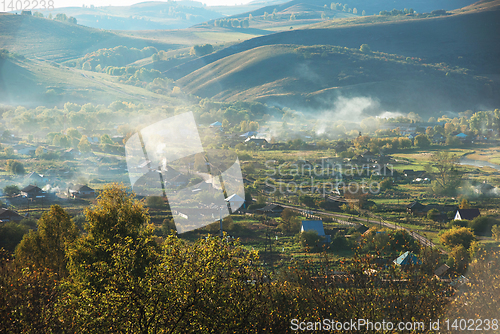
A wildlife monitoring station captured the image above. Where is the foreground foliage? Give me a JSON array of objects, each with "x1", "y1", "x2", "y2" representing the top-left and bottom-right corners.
[{"x1": 0, "y1": 183, "x2": 498, "y2": 333}]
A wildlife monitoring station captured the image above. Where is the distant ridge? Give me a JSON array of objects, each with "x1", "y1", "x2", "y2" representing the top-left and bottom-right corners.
[{"x1": 166, "y1": 2, "x2": 500, "y2": 80}]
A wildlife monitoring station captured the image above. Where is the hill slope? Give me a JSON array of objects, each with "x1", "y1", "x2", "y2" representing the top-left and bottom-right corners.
[
  {"x1": 0, "y1": 56, "x2": 171, "y2": 106},
  {"x1": 167, "y1": 1, "x2": 500, "y2": 80},
  {"x1": 35, "y1": 1, "x2": 223, "y2": 30},
  {"x1": 176, "y1": 44, "x2": 496, "y2": 115},
  {"x1": 0, "y1": 14, "x2": 179, "y2": 61}
]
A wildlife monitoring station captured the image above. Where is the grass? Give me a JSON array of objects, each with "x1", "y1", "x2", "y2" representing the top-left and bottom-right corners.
[
  {"x1": 0, "y1": 57, "x2": 173, "y2": 106},
  {"x1": 0, "y1": 14, "x2": 175, "y2": 61}
]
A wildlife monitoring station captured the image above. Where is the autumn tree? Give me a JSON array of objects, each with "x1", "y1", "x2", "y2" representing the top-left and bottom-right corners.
[
  {"x1": 439, "y1": 227, "x2": 476, "y2": 250},
  {"x1": 446, "y1": 249, "x2": 500, "y2": 318},
  {"x1": 77, "y1": 135, "x2": 91, "y2": 153},
  {"x1": 459, "y1": 198, "x2": 470, "y2": 209},
  {"x1": 15, "y1": 205, "x2": 79, "y2": 276}
]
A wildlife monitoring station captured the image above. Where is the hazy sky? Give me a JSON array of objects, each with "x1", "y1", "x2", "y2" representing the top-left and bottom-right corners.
[{"x1": 51, "y1": 0, "x2": 253, "y2": 8}]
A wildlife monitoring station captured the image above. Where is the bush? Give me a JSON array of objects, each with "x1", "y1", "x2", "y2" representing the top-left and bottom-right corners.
[
  {"x1": 146, "y1": 196, "x2": 165, "y2": 208},
  {"x1": 427, "y1": 208, "x2": 440, "y2": 221},
  {"x1": 439, "y1": 227, "x2": 476, "y2": 250},
  {"x1": 247, "y1": 203, "x2": 266, "y2": 210},
  {"x1": 4, "y1": 185, "x2": 20, "y2": 197},
  {"x1": 6, "y1": 160, "x2": 25, "y2": 175},
  {"x1": 299, "y1": 230, "x2": 325, "y2": 250},
  {"x1": 468, "y1": 216, "x2": 496, "y2": 236}
]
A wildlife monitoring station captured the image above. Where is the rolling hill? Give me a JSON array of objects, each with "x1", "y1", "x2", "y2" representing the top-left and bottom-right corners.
[
  {"x1": 225, "y1": 0, "x2": 477, "y2": 18},
  {"x1": 169, "y1": 0, "x2": 500, "y2": 116},
  {"x1": 29, "y1": 1, "x2": 223, "y2": 30},
  {"x1": 176, "y1": 44, "x2": 496, "y2": 114},
  {"x1": 0, "y1": 56, "x2": 172, "y2": 106},
  {"x1": 0, "y1": 13, "x2": 179, "y2": 61}
]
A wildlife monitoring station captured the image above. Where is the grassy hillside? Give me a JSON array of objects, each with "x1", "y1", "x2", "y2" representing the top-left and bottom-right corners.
[
  {"x1": 176, "y1": 44, "x2": 495, "y2": 115},
  {"x1": 0, "y1": 56, "x2": 172, "y2": 107},
  {"x1": 0, "y1": 14, "x2": 179, "y2": 61},
  {"x1": 228, "y1": 0, "x2": 476, "y2": 18},
  {"x1": 167, "y1": 1, "x2": 500, "y2": 80}
]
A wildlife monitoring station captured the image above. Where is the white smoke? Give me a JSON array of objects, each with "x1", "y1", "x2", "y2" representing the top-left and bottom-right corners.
[{"x1": 314, "y1": 95, "x2": 381, "y2": 136}]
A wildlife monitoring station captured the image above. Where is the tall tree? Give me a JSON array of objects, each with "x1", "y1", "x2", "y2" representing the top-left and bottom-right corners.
[
  {"x1": 426, "y1": 152, "x2": 463, "y2": 195},
  {"x1": 15, "y1": 205, "x2": 79, "y2": 276}
]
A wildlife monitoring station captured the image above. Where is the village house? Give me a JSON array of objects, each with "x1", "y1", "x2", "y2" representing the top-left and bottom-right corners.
[
  {"x1": 406, "y1": 201, "x2": 426, "y2": 215},
  {"x1": 244, "y1": 137, "x2": 268, "y2": 147},
  {"x1": 361, "y1": 150, "x2": 377, "y2": 162},
  {"x1": 20, "y1": 185, "x2": 45, "y2": 198},
  {"x1": 70, "y1": 184, "x2": 95, "y2": 198},
  {"x1": 13, "y1": 144, "x2": 37, "y2": 156},
  {"x1": 454, "y1": 208, "x2": 480, "y2": 221},
  {"x1": 432, "y1": 133, "x2": 446, "y2": 144},
  {"x1": 25, "y1": 172, "x2": 48, "y2": 186},
  {"x1": 301, "y1": 220, "x2": 331, "y2": 243},
  {"x1": 0, "y1": 208, "x2": 24, "y2": 223},
  {"x1": 61, "y1": 148, "x2": 80, "y2": 160},
  {"x1": 393, "y1": 251, "x2": 421, "y2": 267},
  {"x1": 167, "y1": 173, "x2": 190, "y2": 187}
]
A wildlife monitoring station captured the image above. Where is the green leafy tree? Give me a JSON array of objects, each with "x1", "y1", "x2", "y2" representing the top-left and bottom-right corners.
[
  {"x1": 426, "y1": 152, "x2": 463, "y2": 195},
  {"x1": 299, "y1": 195, "x2": 315, "y2": 207},
  {"x1": 468, "y1": 216, "x2": 495, "y2": 235},
  {"x1": 6, "y1": 160, "x2": 24, "y2": 175},
  {"x1": 4, "y1": 184, "x2": 20, "y2": 197},
  {"x1": 77, "y1": 135, "x2": 91, "y2": 153},
  {"x1": 299, "y1": 230, "x2": 324, "y2": 249},
  {"x1": 414, "y1": 134, "x2": 431, "y2": 148},
  {"x1": 99, "y1": 134, "x2": 113, "y2": 145},
  {"x1": 66, "y1": 127, "x2": 81, "y2": 139},
  {"x1": 190, "y1": 44, "x2": 214, "y2": 56},
  {"x1": 0, "y1": 222, "x2": 28, "y2": 252},
  {"x1": 15, "y1": 205, "x2": 79, "y2": 276},
  {"x1": 35, "y1": 146, "x2": 44, "y2": 157},
  {"x1": 427, "y1": 208, "x2": 440, "y2": 221}
]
